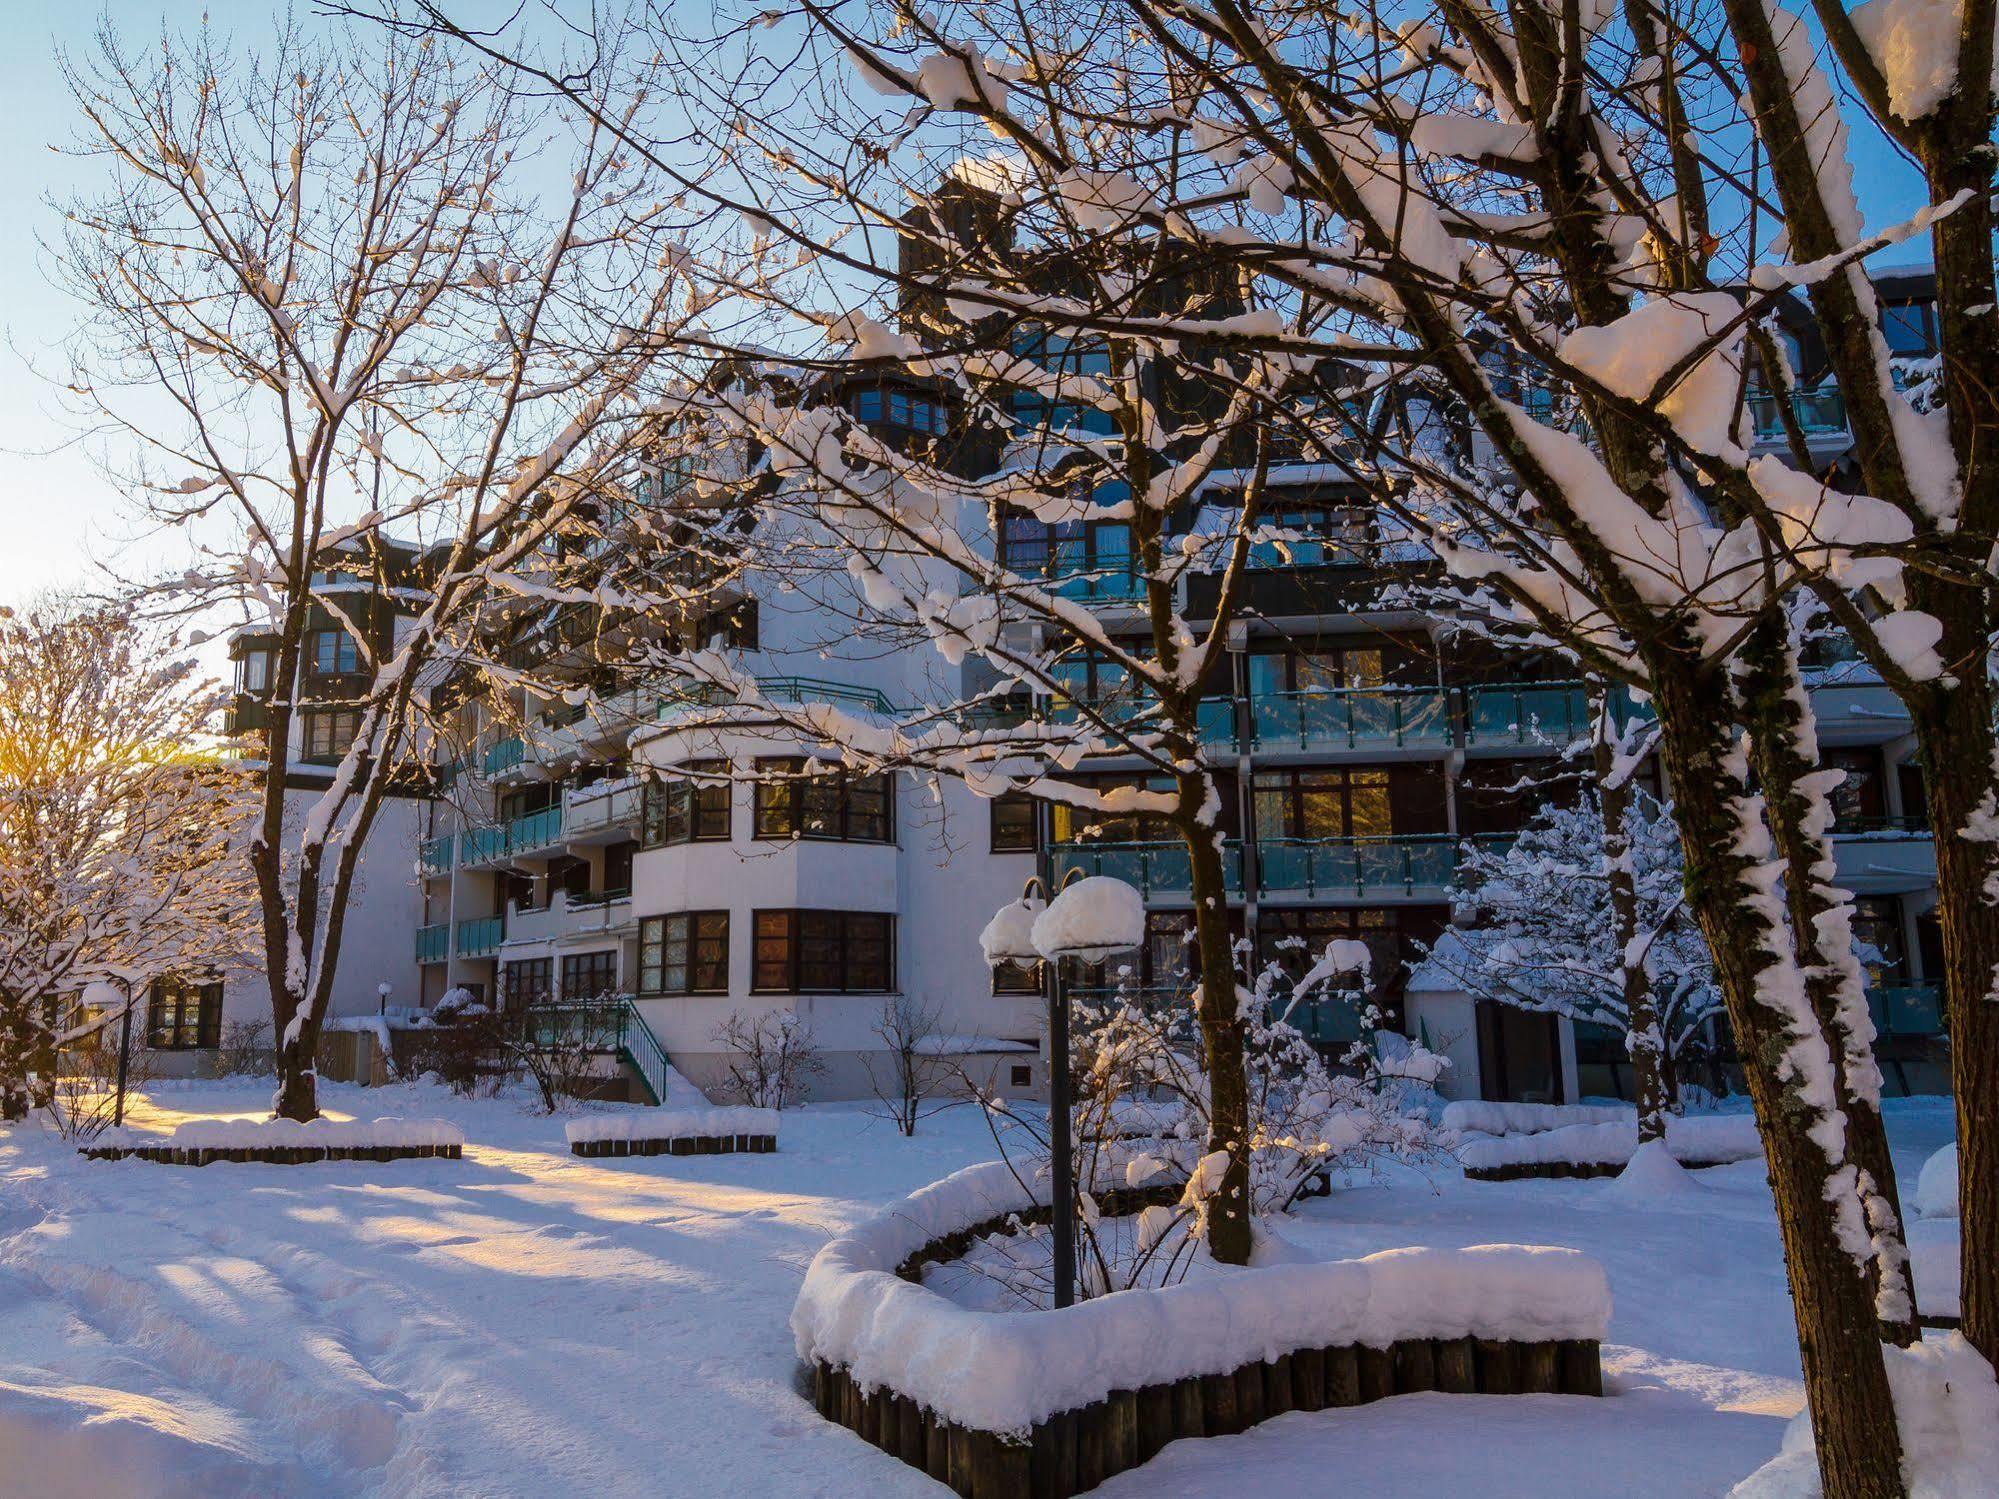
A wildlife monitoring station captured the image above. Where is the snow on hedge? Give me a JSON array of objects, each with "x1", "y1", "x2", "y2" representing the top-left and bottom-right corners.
[
  {"x1": 1915, "y1": 1142, "x2": 1957, "y2": 1219},
  {"x1": 564, "y1": 1107, "x2": 779, "y2": 1145},
  {"x1": 1459, "y1": 1115, "x2": 1760, "y2": 1171},
  {"x1": 791, "y1": 1159, "x2": 1610, "y2": 1433},
  {"x1": 1440, "y1": 1101, "x2": 1638, "y2": 1137},
  {"x1": 97, "y1": 1116, "x2": 463, "y2": 1151}
]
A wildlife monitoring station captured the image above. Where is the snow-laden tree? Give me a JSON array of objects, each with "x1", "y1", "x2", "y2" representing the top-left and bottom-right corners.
[
  {"x1": 356, "y1": 0, "x2": 1993, "y2": 1480},
  {"x1": 0, "y1": 598, "x2": 256, "y2": 1121},
  {"x1": 53, "y1": 19, "x2": 734, "y2": 1121},
  {"x1": 1420, "y1": 761, "x2": 1723, "y2": 1142}
]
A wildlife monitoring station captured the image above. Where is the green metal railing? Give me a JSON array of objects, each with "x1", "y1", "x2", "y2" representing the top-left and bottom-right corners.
[
  {"x1": 1250, "y1": 686, "x2": 1452, "y2": 751},
  {"x1": 415, "y1": 923, "x2": 450, "y2": 963},
  {"x1": 1257, "y1": 835, "x2": 1459, "y2": 896},
  {"x1": 1049, "y1": 839, "x2": 1245, "y2": 899},
  {"x1": 456, "y1": 915, "x2": 504, "y2": 956},
  {"x1": 482, "y1": 736, "x2": 526, "y2": 776},
  {"x1": 458, "y1": 824, "x2": 510, "y2": 865},
  {"x1": 1867, "y1": 985, "x2": 1943, "y2": 1038},
  {"x1": 567, "y1": 886, "x2": 631, "y2": 910},
  {"x1": 523, "y1": 996, "x2": 672, "y2": 1105},
  {"x1": 757, "y1": 676, "x2": 897, "y2": 715},
  {"x1": 1832, "y1": 815, "x2": 1932, "y2": 836},
  {"x1": 419, "y1": 835, "x2": 455, "y2": 875},
  {"x1": 509, "y1": 805, "x2": 564, "y2": 853}
]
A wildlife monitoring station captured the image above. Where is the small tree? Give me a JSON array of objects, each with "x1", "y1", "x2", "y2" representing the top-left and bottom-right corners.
[
  {"x1": 864, "y1": 995, "x2": 952, "y2": 1137},
  {"x1": 0, "y1": 598, "x2": 255, "y2": 1122},
  {"x1": 1421, "y1": 784, "x2": 1724, "y2": 1142},
  {"x1": 714, "y1": 1011, "x2": 824, "y2": 1110},
  {"x1": 500, "y1": 998, "x2": 618, "y2": 1114}
]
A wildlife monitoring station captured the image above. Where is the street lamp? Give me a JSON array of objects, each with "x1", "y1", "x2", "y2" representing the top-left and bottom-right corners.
[{"x1": 981, "y1": 871, "x2": 1144, "y2": 1310}]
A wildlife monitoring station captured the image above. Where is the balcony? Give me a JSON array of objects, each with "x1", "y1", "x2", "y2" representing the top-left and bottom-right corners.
[
  {"x1": 1748, "y1": 386, "x2": 1848, "y2": 444},
  {"x1": 504, "y1": 889, "x2": 636, "y2": 945},
  {"x1": 565, "y1": 781, "x2": 643, "y2": 842},
  {"x1": 1867, "y1": 984, "x2": 1943, "y2": 1039},
  {"x1": 458, "y1": 824, "x2": 510, "y2": 866},
  {"x1": 1049, "y1": 840, "x2": 1245, "y2": 900},
  {"x1": 1805, "y1": 676, "x2": 1911, "y2": 744},
  {"x1": 508, "y1": 805, "x2": 565, "y2": 856},
  {"x1": 1831, "y1": 819, "x2": 1936, "y2": 893},
  {"x1": 1461, "y1": 682, "x2": 1592, "y2": 747},
  {"x1": 482, "y1": 736, "x2": 527, "y2": 777},
  {"x1": 456, "y1": 915, "x2": 504, "y2": 957},
  {"x1": 1257, "y1": 835, "x2": 1459, "y2": 900},
  {"x1": 419, "y1": 835, "x2": 455, "y2": 876},
  {"x1": 1249, "y1": 687, "x2": 1452, "y2": 755},
  {"x1": 415, "y1": 923, "x2": 449, "y2": 964}
]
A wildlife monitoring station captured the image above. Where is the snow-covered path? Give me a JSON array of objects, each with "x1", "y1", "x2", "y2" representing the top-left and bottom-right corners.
[{"x1": 0, "y1": 1083, "x2": 1957, "y2": 1498}]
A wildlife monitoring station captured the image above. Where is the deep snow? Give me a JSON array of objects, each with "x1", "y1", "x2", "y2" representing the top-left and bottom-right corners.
[{"x1": 0, "y1": 1081, "x2": 1958, "y2": 1498}]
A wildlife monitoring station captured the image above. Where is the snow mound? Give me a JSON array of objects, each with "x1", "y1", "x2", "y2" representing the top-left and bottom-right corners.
[
  {"x1": 1460, "y1": 1114, "x2": 1760, "y2": 1172},
  {"x1": 1909, "y1": 1217, "x2": 1961, "y2": 1319},
  {"x1": 1729, "y1": 1334, "x2": 1998, "y2": 1499},
  {"x1": 564, "y1": 1107, "x2": 778, "y2": 1144},
  {"x1": 1915, "y1": 1142, "x2": 1957, "y2": 1219},
  {"x1": 1031, "y1": 875, "x2": 1144, "y2": 961},
  {"x1": 791, "y1": 1159, "x2": 1611, "y2": 1432},
  {"x1": 1440, "y1": 1101, "x2": 1637, "y2": 1136},
  {"x1": 1599, "y1": 1140, "x2": 1708, "y2": 1204},
  {"x1": 98, "y1": 1116, "x2": 462, "y2": 1151}
]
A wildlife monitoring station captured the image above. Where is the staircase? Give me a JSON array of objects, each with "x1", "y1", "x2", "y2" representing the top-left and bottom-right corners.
[
  {"x1": 522, "y1": 996, "x2": 674, "y2": 1105},
  {"x1": 610, "y1": 998, "x2": 673, "y2": 1105}
]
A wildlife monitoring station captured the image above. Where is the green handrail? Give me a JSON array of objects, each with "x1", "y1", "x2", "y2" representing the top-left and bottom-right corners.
[
  {"x1": 1048, "y1": 839, "x2": 1245, "y2": 899},
  {"x1": 415, "y1": 923, "x2": 449, "y2": 963},
  {"x1": 419, "y1": 835, "x2": 455, "y2": 875},
  {"x1": 459, "y1": 824, "x2": 509, "y2": 865},
  {"x1": 483, "y1": 736, "x2": 526, "y2": 775},
  {"x1": 456, "y1": 915, "x2": 504, "y2": 956},
  {"x1": 1251, "y1": 686, "x2": 1453, "y2": 750},
  {"x1": 1257, "y1": 835, "x2": 1460, "y2": 897},
  {"x1": 1867, "y1": 985, "x2": 1943, "y2": 1038},
  {"x1": 509, "y1": 804, "x2": 564, "y2": 854}
]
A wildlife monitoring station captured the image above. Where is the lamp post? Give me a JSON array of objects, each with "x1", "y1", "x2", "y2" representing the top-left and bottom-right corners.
[{"x1": 982, "y1": 871, "x2": 1144, "y2": 1310}]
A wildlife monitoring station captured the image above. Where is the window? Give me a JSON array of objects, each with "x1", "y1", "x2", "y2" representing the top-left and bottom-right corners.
[
  {"x1": 999, "y1": 512, "x2": 1137, "y2": 600},
  {"x1": 147, "y1": 978, "x2": 222, "y2": 1050},
  {"x1": 644, "y1": 760, "x2": 731, "y2": 846},
  {"x1": 1010, "y1": 1064, "x2": 1033, "y2": 1089},
  {"x1": 561, "y1": 950, "x2": 619, "y2": 1000},
  {"x1": 750, "y1": 910, "x2": 893, "y2": 993},
  {"x1": 309, "y1": 629, "x2": 361, "y2": 675},
  {"x1": 602, "y1": 840, "x2": 636, "y2": 895},
  {"x1": 992, "y1": 959, "x2": 1043, "y2": 994},
  {"x1": 854, "y1": 388, "x2": 948, "y2": 434},
  {"x1": 1048, "y1": 775, "x2": 1186, "y2": 844},
  {"x1": 304, "y1": 709, "x2": 361, "y2": 763},
  {"x1": 990, "y1": 792, "x2": 1038, "y2": 853},
  {"x1": 639, "y1": 912, "x2": 730, "y2": 994},
  {"x1": 503, "y1": 957, "x2": 554, "y2": 1008},
  {"x1": 753, "y1": 759, "x2": 894, "y2": 842},
  {"x1": 1253, "y1": 766, "x2": 1392, "y2": 840},
  {"x1": 237, "y1": 650, "x2": 273, "y2": 693},
  {"x1": 1882, "y1": 301, "x2": 1935, "y2": 356},
  {"x1": 1825, "y1": 748, "x2": 1888, "y2": 830}
]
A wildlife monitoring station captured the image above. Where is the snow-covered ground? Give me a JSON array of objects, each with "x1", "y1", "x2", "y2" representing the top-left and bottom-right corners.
[{"x1": 0, "y1": 1081, "x2": 1958, "y2": 1498}]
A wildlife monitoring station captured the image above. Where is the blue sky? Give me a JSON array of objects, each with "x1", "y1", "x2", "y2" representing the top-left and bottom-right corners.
[{"x1": 0, "y1": 3, "x2": 1940, "y2": 605}]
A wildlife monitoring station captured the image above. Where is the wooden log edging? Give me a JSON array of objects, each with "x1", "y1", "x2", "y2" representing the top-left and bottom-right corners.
[
  {"x1": 809, "y1": 1335, "x2": 1603, "y2": 1497},
  {"x1": 895, "y1": 1180, "x2": 1187, "y2": 1283},
  {"x1": 81, "y1": 1142, "x2": 463, "y2": 1167},
  {"x1": 1465, "y1": 1156, "x2": 1745, "y2": 1182},
  {"x1": 569, "y1": 1132, "x2": 777, "y2": 1159}
]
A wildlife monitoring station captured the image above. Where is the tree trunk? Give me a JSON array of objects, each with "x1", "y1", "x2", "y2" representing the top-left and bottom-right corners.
[
  {"x1": 1908, "y1": 667, "x2": 1999, "y2": 1362},
  {"x1": 1179, "y1": 774, "x2": 1252, "y2": 1266},
  {"x1": 1650, "y1": 664, "x2": 1906, "y2": 1499},
  {"x1": 1592, "y1": 687, "x2": 1669, "y2": 1143},
  {"x1": 271, "y1": 996, "x2": 320, "y2": 1122},
  {"x1": 1738, "y1": 625, "x2": 1916, "y2": 1346}
]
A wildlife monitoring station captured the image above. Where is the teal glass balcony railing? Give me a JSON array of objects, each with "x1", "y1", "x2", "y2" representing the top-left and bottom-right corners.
[
  {"x1": 1197, "y1": 698, "x2": 1236, "y2": 748},
  {"x1": 458, "y1": 824, "x2": 510, "y2": 865},
  {"x1": 1461, "y1": 682, "x2": 1592, "y2": 745},
  {"x1": 419, "y1": 835, "x2": 455, "y2": 876},
  {"x1": 1748, "y1": 386, "x2": 1848, "y2": 442},
  {"x1": 1867, "y1": 984, "x2": 1943, "y2": 1038},
  {"x1": 1270, "y1": 993, "x2": 1366, "y2": 1047},
  {"x1": 1049, "y1": 839, "x2": 1245, "y2": 899},
  {"x1": 1257, "y1": 835, "x2": 1459, "y2": 897},
  {"x1": 1250, "y1": 686, "x2": 1452, "y2": 751},
  {"x1": 509, "y1": 805, "x2": 564, "y2": 854},
  {"x1": 1832, "y1": 815, "x2": 1931, "y2": 837},
  {"x1": 415, "y1": 923, "x2": 449, "y2": 964},
  {"x1": 456, "y1": 915, "x2": 504, "y2": 957},
  {"x1": 482, "y1": 736, "x2": 526, "y2": 776}
]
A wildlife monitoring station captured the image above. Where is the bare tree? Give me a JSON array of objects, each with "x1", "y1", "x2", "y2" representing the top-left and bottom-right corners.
[
  {"x1": 864, "y1": 995, "x2": 952, "y2": 1137},
  {"x1": 0, "y1": 597, "x2": 255, "y2": 1122},
  {"x1": 53, "y1": 17, "x2": 725, "y2": 1120},
  {"x1": 501, "y1": 996, "x2": 619, "y2": 1114},
  {"x1": 714, "y1": 1011, "x2": 824, "y2": 1110}
]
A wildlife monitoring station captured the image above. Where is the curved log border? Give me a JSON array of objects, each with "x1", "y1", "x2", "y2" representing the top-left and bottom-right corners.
[
  {"x1": 1465, "y1": 1156, "x2": 1744, "y2": 1182},
  {"x1": 570, "y1": 1132, "x2": 776, "y2": 1158},
  {"x1": 81, "y1": 1142, "x2": 462, "y2": 1167}
]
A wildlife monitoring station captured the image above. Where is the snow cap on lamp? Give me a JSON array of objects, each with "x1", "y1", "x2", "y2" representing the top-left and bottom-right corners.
[
  {"x1": 979, "y1": 891, "x2": 1046, "y2": 968},
  {"x1": 1031, "y1": 875, "x2": 1144, "y2": 962}
]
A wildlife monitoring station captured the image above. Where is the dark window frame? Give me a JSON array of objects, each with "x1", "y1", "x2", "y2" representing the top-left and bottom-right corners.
[
  {"x1": 643, "y1": 760, "x2": 732, "y2": 847},
  {"x1": 752, "y1": 758, "x2": 894, "y2": 844},
  {"x1": 308, "y1": 628, "x2": 361, "y2": 676},
  {"x1": 503, "y1": 956, "x2": 555, "y2": 1008},
  {"x1": 303, "y1": 708, "x2": 362, "y2": 763},
  {"x1": 749, "y1": 909, "x2": 894, "y2": 994},
  {"x1": 638, "y1": 911, "x2": 731, "y2": 995},
  {"x1": 990, "y1": 792, "x2": 1039, "y2": 853},
  {"x1": 146, "y1": 978, "x2": 223, "y2": 1050},
  {"x1": 560, "y1": 949, "x2": 620, "y2": 1001}
]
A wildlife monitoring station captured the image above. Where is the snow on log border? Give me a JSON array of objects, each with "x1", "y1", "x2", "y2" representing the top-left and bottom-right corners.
[
  {"x1": 565, "y1": 1107, "x2": 779, "y2": 1157},
  {"x1": 1459, "y1": 1115, "x2": 1762, "y2": 1180},
  {"x1": 791, "y1": 1160, "x2": 1609, "y2": 1491},
  {"x1": 82, "y1": 1116, "x2": 464, "y2": 1166}
]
